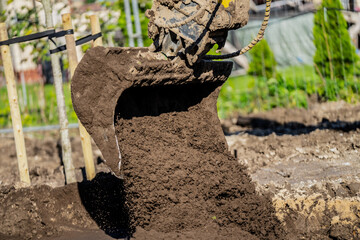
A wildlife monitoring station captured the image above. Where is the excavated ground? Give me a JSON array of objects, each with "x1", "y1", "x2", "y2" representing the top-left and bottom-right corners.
[
  {"x1": 224, "y1": 100, "x2": 360, "y2": 239},
  {"x1": 0, "y1": 46, "x2": 359, "y2": 239},
  {"x1": 0, "y1": 101, "x2": 359, "y2": 239},
  {"x1": 1, "y1": 47, "x2": 285, "y2": 239}
]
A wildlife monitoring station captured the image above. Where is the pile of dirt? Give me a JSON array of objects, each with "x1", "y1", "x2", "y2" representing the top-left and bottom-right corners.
[
  {"x1": 222, "y1": 100, "x2": 360, "y2": 136},
  {"x1": 1, "y1": 101, "x2": 360, "y2": 239},
  {"x1": 114, "y1": 83, "x2": 284, "y2": 239},
  {"x1": 0, "y1": 173, "x2": 128, "y2": 240}
]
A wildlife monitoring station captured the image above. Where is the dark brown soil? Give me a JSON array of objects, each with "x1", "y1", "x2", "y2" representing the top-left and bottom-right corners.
[
  {"x1": 0, "y1": 47, "x2": 284, "y2": 239},
  {"x1": 1, "y1": 101, "x2": 359, "y2": 239},
  {"x1": 0, "y1": 173, "x2": 127, "y2": 240},
  {"x1": 1, "y1": 47, "x2": 359, "y2": 239},
  {"x1": 114, "y1": 83, "x2": 283, "y2": 239}
]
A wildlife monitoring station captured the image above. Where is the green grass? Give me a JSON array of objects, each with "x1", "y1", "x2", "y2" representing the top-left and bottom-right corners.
[
  {"x1": 217, "y1": 64, "x2": 360, "y2": 119},
  {"x1": 0, "y1": 83, "x2": 77, "y2": 128},
  {"x1": 1, "y1": 64, "x2": 359, "y2": 128}
]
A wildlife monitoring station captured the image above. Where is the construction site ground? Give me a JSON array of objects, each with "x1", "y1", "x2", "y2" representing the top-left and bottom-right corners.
[{"x1": 0, "y1": 100, "x2": 359, "y2": 239}]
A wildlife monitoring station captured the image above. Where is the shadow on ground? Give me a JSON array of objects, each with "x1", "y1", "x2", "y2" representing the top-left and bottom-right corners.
[
  {"x1": 77, "y1": 173, "x2": 132, "y2": 239},
  {"x1": 230, "y1": 117, "x2": 360, "y2": 136}
]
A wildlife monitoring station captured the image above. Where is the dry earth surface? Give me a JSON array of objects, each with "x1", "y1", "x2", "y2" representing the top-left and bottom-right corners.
[
  {"x1": 0, "y1": 101, "x2": 359, "y2": 239},
  {"x1": 223, "y1": 100, "x2": 360, "y2": 239}
]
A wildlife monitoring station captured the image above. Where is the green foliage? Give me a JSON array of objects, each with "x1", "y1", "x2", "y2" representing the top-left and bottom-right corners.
[
  {"x1": 0, "y1": 83, "x2": 77, "y2": 128},
  {"x1": 218, "y1": 23, "x2": 360, "y2": 119},
  {"x1": 2, "y1": 0, "x2": 153, "y2": 64},
  {"x1": 248, "y1": 38, "x2": 277, "y2": 79},
  {"x1": 0, "y1": 9, "x2": 5, "y2": 23},
  {"x1": 207, "y1": 44, "x2": 221, "y2": 56},
  {"x1": 217, "y1": 64, "x2": 360, "y2": 118},
  {"x1": 4, "y1": 1, "x2": 67, "y2": 64},
  {"x1": 313, "y1": 0, "x2": 360, "y2": 80},
  {"x1": 101, "y1": 0, "x2": 153, "y2": 47}
]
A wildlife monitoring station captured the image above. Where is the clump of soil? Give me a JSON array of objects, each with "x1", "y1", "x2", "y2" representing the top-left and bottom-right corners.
[{"x1": 0, "y1": 173, "x2": 130, "y2": 240}]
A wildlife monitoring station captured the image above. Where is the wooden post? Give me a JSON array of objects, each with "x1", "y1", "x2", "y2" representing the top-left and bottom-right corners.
[
  {"x1": 90, "y1": 15, "x2": 103, "y2": 47},
  {"x1": 41, "y1": 0, "x2": 76, "y2": 184},
  {"x1": 0, "y1": 23, "x2": 30, "y2": 185},
  {"x1": 62, "y1": 13, "x2": 96, "y2": 180}
]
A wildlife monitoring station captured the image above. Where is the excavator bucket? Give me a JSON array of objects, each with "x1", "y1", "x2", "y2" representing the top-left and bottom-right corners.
[
  {"x1": 71, "y1": 47, "x2": 233, "y2": 177},
  {"x1": 71, "y1": 47, "x2": 284, "y2": 238},
  {"x1": 70, "y1": 1, "x2": 280, "y2": 235},
  {"x1": 71, "y1": 0, "x2": 253, "y2": 172}
]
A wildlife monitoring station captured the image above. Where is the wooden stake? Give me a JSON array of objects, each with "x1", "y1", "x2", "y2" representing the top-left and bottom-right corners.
[
  {"x1": 90, "y1": 14, "x2": 103, "y2": 47},
  {"x1": 0, "y1": 22, "x2": 30, "y2": 185},
  {"x1": 62, "y1": 13, "x2": 96, "y2": 181},
  {"x1": 41, "y1": 0, "x2": 76, "y2": 184}
]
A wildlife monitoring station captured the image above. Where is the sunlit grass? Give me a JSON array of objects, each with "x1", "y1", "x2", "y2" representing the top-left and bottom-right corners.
[
  {"x1": 1, "y1": 64, "x2": 359, "y2": 127},
  {"x1": 0, "y1": 83, "x2": 77, "y2": 128},
  {"x1": 217, "y1": 64, "x2": 360, "y2": 119}
]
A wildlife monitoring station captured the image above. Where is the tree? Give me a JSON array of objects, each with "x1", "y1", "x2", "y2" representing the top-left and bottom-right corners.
[
  {"x1": 247, "y1": 38, "x2": 277, "y2": 79},
  {"x1": 313, "y1": 0, "x2": 359, "y2": 80},
  {"x1": 101, "y1": 0, "x2": 152, "y2": 47}
]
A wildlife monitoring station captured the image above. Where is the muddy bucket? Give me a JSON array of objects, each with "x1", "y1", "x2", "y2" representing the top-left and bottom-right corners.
[
  {"x1": 71, "y1": 47, "x2": 233, "y2": 177},
  {"x1": 71, "y1": 46, "x2": 283, "y2": 238}
]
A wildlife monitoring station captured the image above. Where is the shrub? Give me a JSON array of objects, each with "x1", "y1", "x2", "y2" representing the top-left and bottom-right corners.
[
  {"x1": 313, "y1": 0, "x2": 360, "y2": 80},
  {"x1": 248, "y1": 38, "x2": 277, "y2": 79}
]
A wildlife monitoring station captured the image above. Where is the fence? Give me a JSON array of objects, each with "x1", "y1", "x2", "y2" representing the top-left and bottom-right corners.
[
  {"x1": 0, "y1": 0, "x2": 151, "y2": 185},
  {"x1": 0, "y1": 4, "x2": 106, "y2": 184}
]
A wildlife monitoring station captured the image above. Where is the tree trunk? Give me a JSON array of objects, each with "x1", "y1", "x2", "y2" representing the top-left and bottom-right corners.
[{"x1": 41, "y1": 0, "x2": 76, "y2": 184}]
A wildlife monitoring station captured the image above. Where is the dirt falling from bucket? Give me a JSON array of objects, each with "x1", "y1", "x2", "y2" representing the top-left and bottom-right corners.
[
  {"x1": 114, "y1": 82, "x2": 284, "y2": 239},
  {"x1": 69, "y1": 47, "x2": 285, "y2": 239}
]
